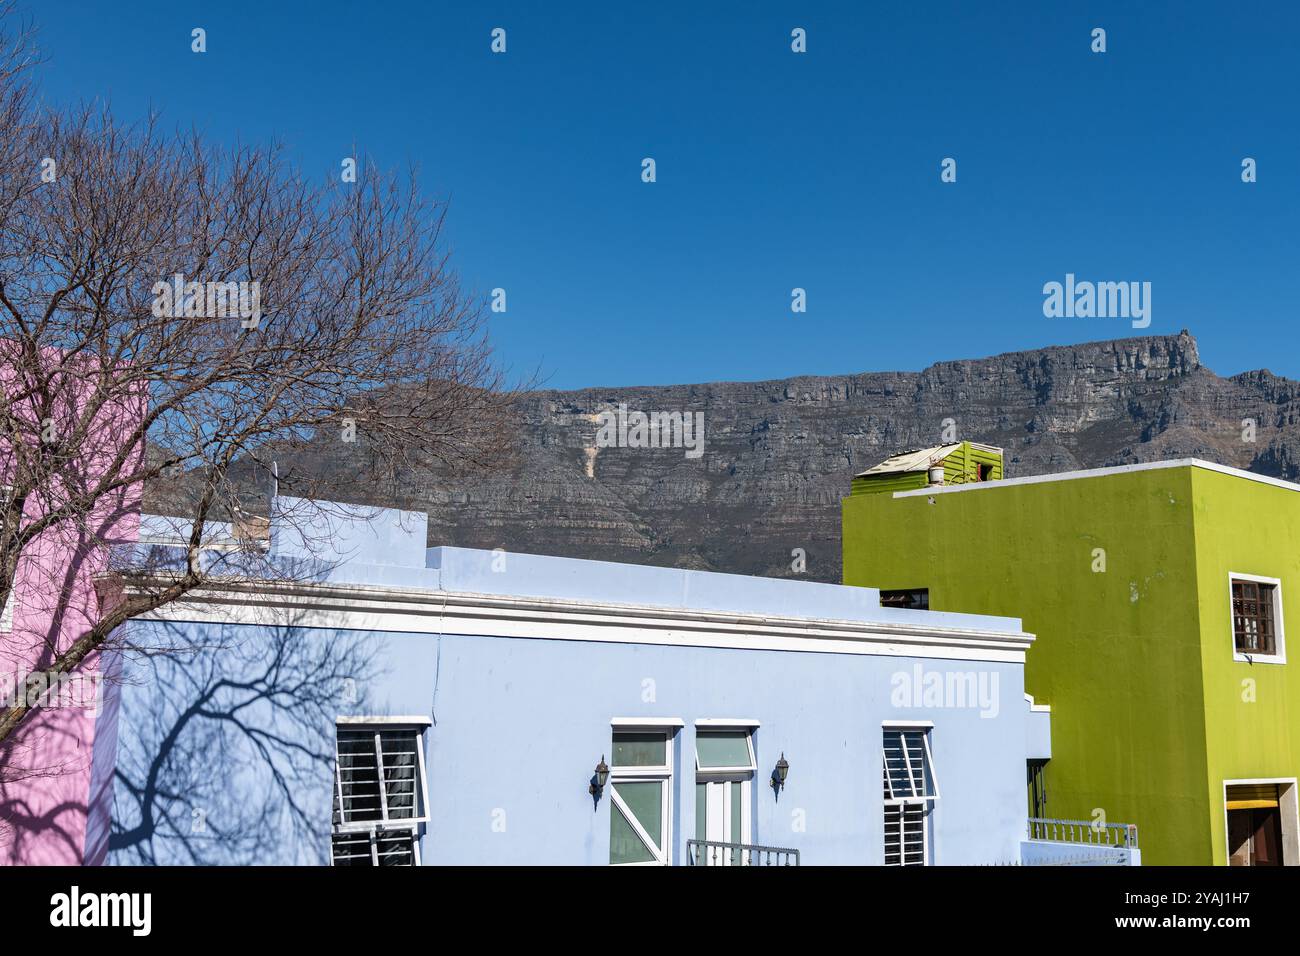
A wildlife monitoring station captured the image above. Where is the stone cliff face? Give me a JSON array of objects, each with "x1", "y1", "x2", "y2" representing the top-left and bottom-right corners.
[{"x1": 150, "y1": 331, "x2": 1300, "y2": 583}]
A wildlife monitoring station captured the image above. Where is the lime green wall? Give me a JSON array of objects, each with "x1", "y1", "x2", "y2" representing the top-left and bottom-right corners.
[
  {"x1": 849, "y1": 470, "x2": 929, "y2": 497},
  {"x1": 1189, "y1": 468, "x2": 1300, "y2": 865},
  {"x1": 843, "y1": 466, "x2": 1214, "y2": 864},
  {"x1": 942, "y1": 442, "x2": 1004, "y2": 485}
]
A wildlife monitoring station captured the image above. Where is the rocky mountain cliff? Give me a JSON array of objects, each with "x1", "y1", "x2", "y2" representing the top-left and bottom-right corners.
[{"x1": 152, "y1": 331, "x2": 1300, "y2": 583}]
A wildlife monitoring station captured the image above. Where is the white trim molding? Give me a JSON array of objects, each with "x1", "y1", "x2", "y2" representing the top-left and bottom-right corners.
[
  {"x1": 336, "y1": 715, "x2": 432, "y2": 726},
  {"x1": 611, "y1": 717, "x2": 685, "y2": 728},
  {"x1": 694, "y1": 718, "x2": 760, "y2": 727},
  {"x1": 124, "y1": 577, "x2": 1036, "y2": 664},
  {"x1": 893, "y1": 457, "x2": 1300, "y2": 500}
]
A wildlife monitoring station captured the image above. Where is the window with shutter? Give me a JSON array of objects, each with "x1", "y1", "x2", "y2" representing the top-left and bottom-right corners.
[
  {"x1": 882, "y1": 727, "x2": 939, "y2": 865},
  {"x1": 1230, "y1": 575, "x2": 1285, "y2": 662},
  {"x1": 330, "y1": 723, "x2": 428, "y2": 866}
]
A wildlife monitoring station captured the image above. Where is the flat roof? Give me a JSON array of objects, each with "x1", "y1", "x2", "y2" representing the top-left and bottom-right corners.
[
  {"x1": 135, "y1": 504, "x2": 1027, "y2": 638},
  {"x1": 425, "y1": 545, "x2": 1024, "y2": 635},
  {"x1": 892, "y1": 458, "x2": 1300, "y2": 499}
]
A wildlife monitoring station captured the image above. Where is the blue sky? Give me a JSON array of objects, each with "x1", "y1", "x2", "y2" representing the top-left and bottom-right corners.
[{"x1": 33, "y1": 1, "x2": 1300, "y2": 388}]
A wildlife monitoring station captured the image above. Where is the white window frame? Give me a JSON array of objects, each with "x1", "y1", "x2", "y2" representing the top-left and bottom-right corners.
[
  {"x1": 882, "y1": 724, "x2": 939, "y2": 866},
  {"x1": 608, "y1": 724, "x2": 675, "y2": 866},
  {"x1": 694, "y1": 725, "x2": 757, "y2": 864},
  {"x1": 330, "y1": 718, "x2": 430, "y2": 867},
  {"x1": 330, "y1": 827, "x2": 421, "y2": 867},
  {"x1": 1228, "y1": 572, "x2": 1286, "y2": 665},
  {"x1": 884, "y1": 802, "x2": 928, "y2": 868},
  {"x1": 694, "y1": 727, "x2": 758, "y2": 776}
]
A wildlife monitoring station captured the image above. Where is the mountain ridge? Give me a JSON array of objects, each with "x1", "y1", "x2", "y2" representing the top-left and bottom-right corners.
[{"x1": 148, "y1": 330, "x2": 1300, "y2": 584}]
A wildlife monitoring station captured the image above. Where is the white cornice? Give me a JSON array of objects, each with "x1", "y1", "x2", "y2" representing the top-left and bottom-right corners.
[
  {"x1": 124, "y1": 576, "x2": 1035, "y2": 664},
  {"x1": 892, "y1": 458, "x2": 1300, "y2": 499}
]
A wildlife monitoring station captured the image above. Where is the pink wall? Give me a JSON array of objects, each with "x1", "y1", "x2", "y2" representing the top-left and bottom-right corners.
[{"x1": 0, "y1": 350, "x2": 144, "y2": 865}]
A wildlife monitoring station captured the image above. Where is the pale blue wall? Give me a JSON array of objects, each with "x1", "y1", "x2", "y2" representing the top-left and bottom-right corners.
[
  {"x1": 107, "y1": 619, "x2": 1031, "y2": 866},
  {"x1": 106, "y1": 501, "x2": 1037, "y2": 866},
  {"x1": 272, "y1": 496, "x2": 429, "y2": 570},
  {"x1": 406, "y1": 633, "x2": 1030, "y2": 865}
]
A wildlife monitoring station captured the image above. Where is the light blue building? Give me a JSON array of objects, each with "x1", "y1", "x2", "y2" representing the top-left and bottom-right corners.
[{"x1": 104, "y1": 498, "x2": 1122, "y2": 866}]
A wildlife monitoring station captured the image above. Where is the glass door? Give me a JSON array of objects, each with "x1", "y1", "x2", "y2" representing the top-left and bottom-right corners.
[{"x1": 694, "y1": 728, "x2": 756, "y2": 865}]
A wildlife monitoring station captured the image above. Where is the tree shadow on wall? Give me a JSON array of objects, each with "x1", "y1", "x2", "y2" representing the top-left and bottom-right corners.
[
  {"x1": 108, "y1": 620, "x2": 380, "y2": 865},
  {"x1": 0, "y1": 713, "x2": 101, "y2": 864}
]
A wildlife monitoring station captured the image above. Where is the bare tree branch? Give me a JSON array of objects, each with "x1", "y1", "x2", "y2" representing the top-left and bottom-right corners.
[{"x1": 0, "y1": 6, "x2": 518, "y2": 761}]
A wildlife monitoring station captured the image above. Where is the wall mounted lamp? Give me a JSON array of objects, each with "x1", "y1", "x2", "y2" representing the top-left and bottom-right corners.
[
  {"x1": 589, "y1": 755, "x2": 610, "y2": 796},
  {"x1": 772, "y1": 752, "x2": 790, "y2": 792}
]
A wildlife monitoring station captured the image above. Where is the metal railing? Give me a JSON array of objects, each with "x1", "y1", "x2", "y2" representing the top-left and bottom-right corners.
[
  {"x1": 1027, "y1": 816, "x2": 1138, "y2": 848},
  {"x1": 986, "y1": 853, "x2": 1133, "y2": 866},
  {"x1": 686, "y1": 839, "x2": 800, "y2": 866}
]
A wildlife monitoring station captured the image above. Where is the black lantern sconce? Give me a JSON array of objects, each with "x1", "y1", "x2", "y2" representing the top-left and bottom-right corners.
[
  {"x1": 771, "y1": 752, "x2": 790, "y2": 792},
  {"x1": 589, "y1": 755, "x2": 610, "y2": 797}
]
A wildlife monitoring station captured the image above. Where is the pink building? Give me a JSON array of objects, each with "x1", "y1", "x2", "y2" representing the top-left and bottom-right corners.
[{"x1": 0, "y1": 348, "x2": 144, "y2": 865}]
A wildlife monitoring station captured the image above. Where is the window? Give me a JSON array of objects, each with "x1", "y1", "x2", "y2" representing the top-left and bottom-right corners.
[
  {"x1": 882, "y1": 726, "x2": 939, "y2": 866},
  {"x1": 609, "y1": 729, "x2": 673, "y2": 865},
  {"x1": 1230, "y1": 574, "x2": 1285, "y2": 662},
  {"x1": 880, "y1": 588, "x2": 929, "y2": 611},
  {"x1": 694, "y1": 728, "x2": 756, "y2": 865},
  {"x1": 1027, "y1": 759, "x2": 1048, "y2": 819},
  {"x1": 696, "y1": 729, "x2": 754, "y2": 774},
  {"x1": 330, "y1": 721, "x2": 429, "y2": 866}
]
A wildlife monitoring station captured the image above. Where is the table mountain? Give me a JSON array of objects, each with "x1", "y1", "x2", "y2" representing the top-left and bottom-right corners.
[{"x1": 147, "y1": 330, "x2": 1300, "y2": 584}]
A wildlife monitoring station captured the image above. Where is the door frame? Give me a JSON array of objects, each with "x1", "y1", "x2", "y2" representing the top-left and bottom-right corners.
[
  {"x1": 696, "y1": 775, "x2": 753, "y2": 861},
  {"x1": 1222, "y1": 777, "x2": 1299, "y2": 866}
]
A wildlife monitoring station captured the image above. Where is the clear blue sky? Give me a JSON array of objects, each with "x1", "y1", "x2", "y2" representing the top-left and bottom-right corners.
[{"x1": 34, "y1": 1, "x2": 1300, "y2": 388}]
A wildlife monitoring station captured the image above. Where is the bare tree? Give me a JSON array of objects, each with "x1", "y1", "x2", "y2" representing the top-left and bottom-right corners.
[{"x1": 0, "y1": 8, "x2": 515, "y2": 754}]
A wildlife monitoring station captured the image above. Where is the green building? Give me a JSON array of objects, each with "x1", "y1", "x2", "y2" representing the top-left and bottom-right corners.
[{"x1": 843, "y1": 449, "x2": 1300, "y2": 866}]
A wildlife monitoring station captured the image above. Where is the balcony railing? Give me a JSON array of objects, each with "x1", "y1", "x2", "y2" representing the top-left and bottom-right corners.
[
  {"x1": 1028, "y1": 816, "x2": 1138, "y2": 848},
  {"x1": 687, "y1": 839, "x2": 800, "y2": 866}
]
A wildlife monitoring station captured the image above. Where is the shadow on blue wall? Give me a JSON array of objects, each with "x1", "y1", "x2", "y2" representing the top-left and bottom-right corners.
[{"x1": 109, "y1": 620, "x2": 379, "y2": 865}]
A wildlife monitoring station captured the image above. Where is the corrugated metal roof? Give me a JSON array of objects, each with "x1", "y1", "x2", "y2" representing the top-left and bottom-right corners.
[{"x1": 854, "y1": 444, "x2": 961, "y2": 478}]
